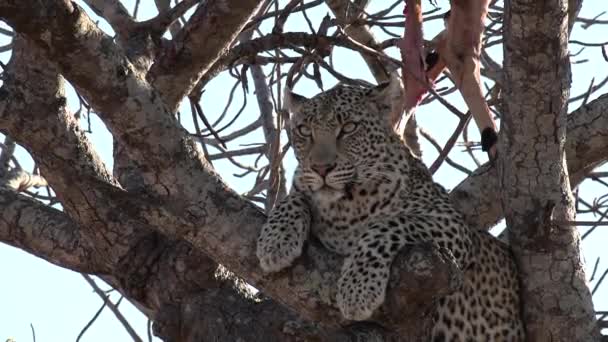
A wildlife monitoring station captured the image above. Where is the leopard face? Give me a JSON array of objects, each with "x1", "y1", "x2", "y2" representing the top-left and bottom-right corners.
[{"x1": 285, "y1": 81, "x2": 403, "y2": 201}]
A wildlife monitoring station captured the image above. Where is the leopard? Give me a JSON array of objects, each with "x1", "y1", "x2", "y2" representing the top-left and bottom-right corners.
[{"x1": 256, "y1": 77, "x2": 524, "y2": 341}]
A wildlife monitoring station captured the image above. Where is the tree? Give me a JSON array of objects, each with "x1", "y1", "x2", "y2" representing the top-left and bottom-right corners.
[{"x1": 0, "y1": 0, "x2": 607, "y2": 340}]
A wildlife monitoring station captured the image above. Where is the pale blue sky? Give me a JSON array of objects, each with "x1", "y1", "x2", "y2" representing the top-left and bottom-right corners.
[{"x1": 1, "y1": 0, "x2": 608, "y2": 340}]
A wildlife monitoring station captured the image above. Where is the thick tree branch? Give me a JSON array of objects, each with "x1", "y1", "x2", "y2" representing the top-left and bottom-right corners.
[
  {"x1": 82, "y1": 0, "x2": 135, "y2": 37},
  {"x1": 0, "y1": 177, "x2": 328, "y2": 341},
  {"x1": 0, "y1": 184, "x2": 342, "y2": 341},
  {"x1": 0, "y1": 0, "x2": 222, "y2": 203},
  {"x1": 450, "y1": 93, "x2": 608, "y2": 231},
  {"x1": 161, "y1": 285, "x2": 400, "y2": 342},
  {"x1": 0, "y1": 29, "x2": 463, "y2": 331},
  {"x1": 0, "y1": 187, "x2": 104, "y2": 274},
  {"x1": 568, "y1": 0, "x2": 583, "y2": 32},
  {"x1": 2, "y1": 1, "x2": 607, "y2": 340},
  {"x1": 0, "y1": 54, "x2": 233, "y2": 337},
  {"x1": 0, "y1": 36, "x2": 145, "y2": 267},
  {"x1": 0, "y1": 30, "x2": 345, "y2": 341},
  {"x1": 0, "y1": 38, "x2": 228, "y2": 330},
  {"x1": 499, "y1": 0, "x2": 599, "y2": 339},
  {"x1": 148, "y1": 0, "x2": 264, "y2": 111}
]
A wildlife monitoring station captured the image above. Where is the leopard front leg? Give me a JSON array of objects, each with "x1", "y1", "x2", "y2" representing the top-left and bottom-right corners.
[
  {"x1": 256, "y1": 192, "x2": 311, "y2": 273},
  {"x1": 336, "y1": 220, "x2": 398, "y2": 321},
  {"x1": 337, "y1": 214, "x2": 470, "y2": 321}
]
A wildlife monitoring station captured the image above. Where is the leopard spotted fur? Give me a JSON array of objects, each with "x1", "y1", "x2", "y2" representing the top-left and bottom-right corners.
[{"x1": 256, "y1": 79, "x2": 524, "y2": 341}]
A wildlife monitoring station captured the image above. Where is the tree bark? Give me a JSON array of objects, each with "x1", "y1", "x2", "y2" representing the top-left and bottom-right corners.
[
  {"x1": 148, "y1": 0, "x2": 264, "y2": 111},
  {"x1": 499, "y1": 0, "x2": 599, "y2": 340},
  {"x1": 0, "y1": 0, "x2": 606, "y2": 341},
  {"x1": 0, "y1": 2, "x2": 460, "y2": 339}
]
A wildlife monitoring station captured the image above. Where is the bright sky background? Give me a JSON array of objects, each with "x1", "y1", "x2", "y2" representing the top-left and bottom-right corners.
[{"x1": 1, "y1": 0, "x2": 608, "y2": 340}]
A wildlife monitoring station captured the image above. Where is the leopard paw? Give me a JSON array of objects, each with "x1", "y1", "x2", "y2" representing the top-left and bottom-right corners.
[
  {"x1": 336, "y1": 260, "x2": 390, "y2": 321},
  {"x1": 256, "y1": 229, "x2": 303, "y2": 273}
]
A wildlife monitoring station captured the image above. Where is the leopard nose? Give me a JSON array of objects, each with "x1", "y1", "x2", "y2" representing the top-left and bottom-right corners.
[{"x1": 312, "y1": 163, "x2": 336, "y2": 177}]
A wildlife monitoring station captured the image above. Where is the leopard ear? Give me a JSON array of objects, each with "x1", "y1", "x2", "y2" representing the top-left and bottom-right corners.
[
  {"x1": 283, "y1": 87, "x2": 308, "y2": 115},
  {"x1": 368, "y1": 75, "x2": 405, "y2": 126}
]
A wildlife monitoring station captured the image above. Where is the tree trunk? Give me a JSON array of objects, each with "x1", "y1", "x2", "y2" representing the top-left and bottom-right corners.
[{"x1": 498, "y1": 0, "x2": 599, "y2": 340}]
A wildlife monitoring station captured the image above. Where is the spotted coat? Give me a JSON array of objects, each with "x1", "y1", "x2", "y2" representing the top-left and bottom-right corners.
[{"x1": 256, "y1": 80, "x2": 524, "y2": 341}]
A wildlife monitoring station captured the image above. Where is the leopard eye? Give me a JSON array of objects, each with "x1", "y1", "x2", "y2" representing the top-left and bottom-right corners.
[
  {"x1": 297, "y1": 125, "x2": 312, "y2": 137},
  {"x1": 340, "y1": 122, "x2": 358, "y2": 135}
]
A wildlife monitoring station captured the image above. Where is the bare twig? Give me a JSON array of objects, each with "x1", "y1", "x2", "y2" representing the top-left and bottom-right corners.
[
  {"x1": 590, "y1": 257, "x2": 601, "y2": 282},
  {"x1": 419, "y1": 127, "x2": 473, "y2": 175},
  {"x1": 148, "y1": 0, "x2": 200, "y2": 36},
  {"x1": 82, "y1": 275, "x2": 143, "y2": 342},
  {"x1": 427, "y1": 113, "x2": 472, "y2": 174},
  {"x1": 593, "y1": 268, "x2": 608, "y2": 295},
  {"x1": 30, "y1": 323, "x2": 36, "y2": 342},
  {"x1": 208, "y1": 146, "x2": 266, "y2": 160},
  {"x1": 190, "y1": 97, "x2": 227, "y2": 148},
  {"x1": 147, "y1": 319, "x2": 153, "y2": 342},
  {"x1": 76, "y1": 297, "x2": 108, "y2": 342}
]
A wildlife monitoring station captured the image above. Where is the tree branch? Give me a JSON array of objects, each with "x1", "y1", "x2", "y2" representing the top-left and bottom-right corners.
[
  {"x1": 0, "y1": 136, "x2": 16, "y2": 178},
  {"x1": 82, "y1": 274, "x2": 144, "y2": 342},
  {"x1": 499, "y1": 0, "x2": 598, "y2": 339},
  {"x1": 0, "y1": 36, "x2": 146, "y2": 266},
  {"x1": 194, "y1": 31, "x2": 402, "y2": 93},
  {"x1": 81, "y1": 0, "x2": 135, "y2": 37},
  {"x1": 0, "y1": 35, "x2": 307, "y2": 342},
  {"x1": 148, "y1": 0, "x2": 264, "y2": 111},
  {"x1": 325, "y1": 0, "x2": 390, "y2": 83},
  {"x1": 2, "y1": 2, "x2": 607, "y2": 340},
  {"x1": 0, "y1": 0, "x2": 221, "y2": 202},
  {"x1": 0, "y1": 39, "x2": 228, "y2": 330},
  {"x1": 148, "y1": 0, "x2": 200, "y2": 38},
  {"x1": 0, "y1": 31, "x2": 464, "y2": 330},
  {"x1": 0, "y1": 187, "x2": 104, "y2": 274},
  {"x1": 450, "y1": 92, "x2": 608, "y2": 231}
]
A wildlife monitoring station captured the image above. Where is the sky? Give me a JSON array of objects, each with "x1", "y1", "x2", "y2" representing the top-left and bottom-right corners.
[{"x1": 1, "y1": 0, "x2": 608, "y2": 341}]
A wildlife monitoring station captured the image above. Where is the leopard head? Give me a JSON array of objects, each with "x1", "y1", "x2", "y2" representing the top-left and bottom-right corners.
[{"x1": 284, "y1": 77, "x2": 405, "y2": 197}]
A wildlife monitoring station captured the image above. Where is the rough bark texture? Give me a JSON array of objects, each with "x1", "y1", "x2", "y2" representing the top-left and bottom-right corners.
[
  {"x1": 0, "y1": 0, "x2": 605, "y2": 341},
  {"x1": 499, "y1": 0, "x2": 599, "y2": 340},
  {"x1": 451, "y1": 92, "x2": 608, "y2": 231},
  {"x1": 0, "y1": 1, "x2": 462, "y2": 340},
  {"x1": 148, "y1": 0, "x2": 264, "y2": 111}
]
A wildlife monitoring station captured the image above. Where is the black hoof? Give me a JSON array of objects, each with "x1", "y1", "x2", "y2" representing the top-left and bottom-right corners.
[{"x1": 481, "y1": 127, "x2": 498, "y2": 153}]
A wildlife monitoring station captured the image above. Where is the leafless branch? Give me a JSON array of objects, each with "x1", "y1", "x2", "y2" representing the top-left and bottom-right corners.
[
  {"x1": 419, "y1": 127, "x2": 473, "y2": 175},
  {"x1": 427, "y1": 113, "x2": 472, "y2": 174},
  {"x1": 30, "y1": 323, "x2": 36, "y2": 342},
  {"x1": 76, "y1": 297, "x2": 107, "y2": 342},
  {"x1": 82, "y1": 274, "x2": 143, "y2": 342}
]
